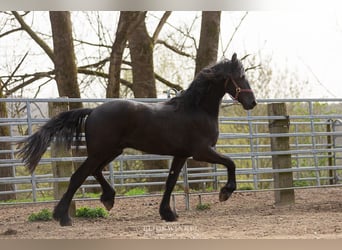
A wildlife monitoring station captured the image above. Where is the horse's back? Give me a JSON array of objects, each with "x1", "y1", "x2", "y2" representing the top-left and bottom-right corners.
[
  {"x1": 84, "y1": 99, "x2": 218, "y2": 157},
  {"x1": 84, "y1": 100, "x2": 169, "y2": 151}
]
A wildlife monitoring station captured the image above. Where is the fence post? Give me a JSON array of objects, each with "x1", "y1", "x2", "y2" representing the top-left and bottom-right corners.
[
  {"x1": 326, "y1": 119, "x2": 335, "y2": 185},
  {"x1": 268, "y1": 103, "x2": 295, "y2": 205},
  {"x1": 49, "y1": 100, "x2": 76, "y2": 216}
]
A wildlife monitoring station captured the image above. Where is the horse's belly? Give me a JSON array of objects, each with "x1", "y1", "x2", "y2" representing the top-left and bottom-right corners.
[{"x1": 125, "y1": 127, "x2": 191, "y2": 157}]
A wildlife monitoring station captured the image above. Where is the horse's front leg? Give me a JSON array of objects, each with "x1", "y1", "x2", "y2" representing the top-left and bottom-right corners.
[
  {"x1": 193, "y1": 147, "x2": 236, "y2": 202},
  {"x1": 160, "y1": 157, "x2": 187, "y2": 222}
]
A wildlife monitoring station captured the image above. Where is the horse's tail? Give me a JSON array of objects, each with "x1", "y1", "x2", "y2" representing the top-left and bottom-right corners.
[{"x1": 17, "y1": 108, "x2": 93, "y2": 173}]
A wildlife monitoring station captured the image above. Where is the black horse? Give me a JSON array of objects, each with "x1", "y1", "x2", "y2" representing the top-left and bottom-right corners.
[{"x1": 18, "y1": 53, "x2": 257, "y2": 226}]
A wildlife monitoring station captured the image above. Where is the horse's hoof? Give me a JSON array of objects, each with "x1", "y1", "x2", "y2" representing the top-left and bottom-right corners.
[
  {"x1": 100, "y1": 193, "x2": 115, "y2": 211},
  {"x1": 59, "y1": 217, "x2": 73, "y2": 227},
  {"x1": 219, "y1": 186, "x2": 233, "y2": 202},
  {"x1": 53, "y1": 208, "x2": 72, "y2": 226},
  {"x1": 160, "y1": 209, "x2": 178, "y2": 222},
  {"x1": 101, "y1": 198, "x2": 114, "y2": 211}
]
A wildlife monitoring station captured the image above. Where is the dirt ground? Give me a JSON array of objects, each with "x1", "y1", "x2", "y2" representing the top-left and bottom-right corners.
[{"x1": 1, "y1": 187, "x2": 342, "y2": 239}]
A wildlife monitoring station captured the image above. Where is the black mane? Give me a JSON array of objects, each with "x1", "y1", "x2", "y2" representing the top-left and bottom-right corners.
[{"x1": 166, "y1": 59, "x2": 230, "y2": 111}]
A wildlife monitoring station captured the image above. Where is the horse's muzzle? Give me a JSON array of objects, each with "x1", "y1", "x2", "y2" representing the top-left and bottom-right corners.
[{"x1": 243, "y1": 100, "x2": 257, "y2": 110}]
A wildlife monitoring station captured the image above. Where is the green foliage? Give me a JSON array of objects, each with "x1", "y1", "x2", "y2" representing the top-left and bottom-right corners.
[
  {"x1": 204, "y1": 185, "x2": 215, "y2": 192},
  {"x1": 2, "y1": 196, "x2": 53, "y2": 204},
  {"x1": 238, "y1": 185, "x2": 254, "y2": 191},
  {"x1": 196, "y1": 203, "x2": 211, "y2": 211},
  {"x1": 124, "y1": 187, "x2": 147, "y2": 196},
  {"x1": 28, "y1": 209, "x2": 53, "y2": 222},
  {"x1": 75, "y1": 207, "x2": 108, "y2": 218},
  {"x1": 75, "y1": 192, "x2": 101, "y2": 199},
  {"x1": 293, "y1": 180, "x2": 311, "y2": 187}
]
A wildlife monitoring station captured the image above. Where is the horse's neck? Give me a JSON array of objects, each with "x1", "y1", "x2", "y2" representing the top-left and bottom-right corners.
[{"x1": 199, "y1": 89, "x2": 224, "y2": 118}]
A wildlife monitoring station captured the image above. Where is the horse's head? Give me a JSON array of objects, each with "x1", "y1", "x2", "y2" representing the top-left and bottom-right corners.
[{"x1": 222, "y1": 53, "x2": 257, "y2": 110}]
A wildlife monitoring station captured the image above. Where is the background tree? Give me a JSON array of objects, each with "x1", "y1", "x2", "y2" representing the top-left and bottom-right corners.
[
  {"x1": 195, "y1": 11, "x2": 221, "y2": 76},
  {"x1": 0, "y1": 80, "x2": 16, "y2": 200},
  {"x1": 107, "y1": 11, "x2": 146, "y2": 98},
  {"x1": 128, "y1": 12, "x2": 156, "y2": 98},
  {"x1": 49, "y1": 11, "x2": 82, "y2": 109},
  {"x1": 2, "y1": 12, "x2": 184, "y2": 99}
]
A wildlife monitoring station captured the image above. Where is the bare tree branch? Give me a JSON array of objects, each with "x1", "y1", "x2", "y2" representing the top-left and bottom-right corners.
[
  {"x1": 78, "y1": 57, "x2": 109, "y2": 69},
  {"x1": 156, "y1": 12, "x2": 200, "y2": 54},
  {"x1": 73, "y1": 38, "x2": 111, "y2": 49},
  {"x1": 119, "y1": 79, "x2": 133, "y2": 89},
  {"x1": 4, "y1": 51, "x2": 29, "y2": 86},
  {"x1": 245, "y1": 64, "x2": 262, "y2": 72},
  {"x1": 222, "y1": 12, "x2": 248, "y2": 56},
  {"x1": 0, "y1": 27, "x2": 23, "y2": 38},
  {"x1": 5, "y1": 63, "x2": 182, "y2": 96},
  {"x1": 11, "y1": 11, "x2": 55, "y2": 62},
  {"x1": 122, "y1": 60, "x2": 182, "y2": 91},
  {"x1": 33, "y1": 78, "x2": 53, "y2": 98},
  {"x1": 5, "y1": 71, "x2": 54, "y2": 95},
  {"x1": 77, "y1": 68, "x2": 108, "y2": 78},
  {"x1": 155, "y1": 73, "x2": 183, "y2": 91},
  {"x1": 155, "y1": 39, "x2": 194, "y2": 58},
  {"x1": 152, "y1": 11, "x2": 172, "y2": 44}
]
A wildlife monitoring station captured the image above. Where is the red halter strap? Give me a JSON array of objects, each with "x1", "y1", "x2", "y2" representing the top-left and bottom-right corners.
[{"x1": 226, "y1": 76, "x2": 254, "y2": 101}]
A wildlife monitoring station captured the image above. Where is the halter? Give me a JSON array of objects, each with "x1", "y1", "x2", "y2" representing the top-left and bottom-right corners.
[{"x1": 225, "y1": 75, "x2": 254, "y2": 101}]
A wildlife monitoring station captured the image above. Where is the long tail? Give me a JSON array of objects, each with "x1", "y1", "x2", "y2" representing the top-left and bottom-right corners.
[{"x1": 18, "y1": 108, "x2": 93, "y2": 173}]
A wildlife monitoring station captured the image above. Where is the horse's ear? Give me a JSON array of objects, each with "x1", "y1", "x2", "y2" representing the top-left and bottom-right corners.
[{"x1": 232, "y1": 53, "x2": 237, "y2": 62}]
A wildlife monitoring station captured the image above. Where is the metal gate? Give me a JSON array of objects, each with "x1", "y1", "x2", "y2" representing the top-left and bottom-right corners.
[
  {"x1": 2, "y1": 98, "x2": 342, "y2": 207},
  {"x1": 332, "y1": 119, "x2": 342, "y2": 183}
]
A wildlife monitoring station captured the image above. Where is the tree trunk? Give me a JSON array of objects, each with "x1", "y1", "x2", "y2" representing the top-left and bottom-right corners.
[
  {"x1": 189, "y1": 11, "x2": 221, "y2": 190},
  {"x1": 0, "y1": 88, "x2": 16, "y2": 201},
  {"x1": 128, "y1": 12, "x2": 157, "y2": 98},
  {"x1": 107, "y1": 11, "x2": 146, "y2": 98},
  {"x1": 195, "y1": 11, "x2": 221, "y2": 76},
  {"x1": 49, "y1": 11, "x2": 82, "y2": 110}
]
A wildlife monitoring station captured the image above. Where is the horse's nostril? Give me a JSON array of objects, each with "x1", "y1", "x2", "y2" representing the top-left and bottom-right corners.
[{"x1": 252, "y1": 100, "x2": 257, "y2": 106}]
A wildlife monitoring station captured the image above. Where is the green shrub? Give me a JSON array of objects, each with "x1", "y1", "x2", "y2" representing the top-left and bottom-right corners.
[
  {"x1": 196, "y1": 203, "x2": 211, "y2": 211},
  {"x1": 76, "y1": 207, "x2": 108, "y2": 218},
  {"x1": 28, "y1": 208, "x2": 53, "y2": 222},
  {"x1": 124, "y1": 187, "x2": 147, "y2": 196}
]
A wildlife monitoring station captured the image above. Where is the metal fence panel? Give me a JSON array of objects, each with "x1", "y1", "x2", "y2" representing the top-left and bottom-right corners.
[{"x1": 1, "y1": 98, "x2": 342, "y2": 206}]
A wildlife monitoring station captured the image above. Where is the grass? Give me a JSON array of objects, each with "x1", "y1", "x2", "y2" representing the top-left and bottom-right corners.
[
  {"x1": 196, "y1": 203, "x2": 211, "y2": 211},
  {"x1": 238, "y1": 185, "x2": 254, "y2": 191},
  {"x1": 293, "y1": 180, "x2": 312, "y2": 187},
  {"x1": 28, "y1": 209, "x2": 53, "y2": 222},
  {"x1": 124, "y1": 187, "x2": 147, "y2": 196},
  {"x1": 75, "y1": 207, "x2": 108, "y2": 218},
  {"x1": 28, "y1": 207, "x2": 109, "y2": 222},
  {"x1": 75, "y1": 192, "x2": 101, "y2": 199}
]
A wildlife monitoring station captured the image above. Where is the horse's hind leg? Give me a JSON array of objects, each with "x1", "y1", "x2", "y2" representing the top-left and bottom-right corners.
[
  {"x1": 160, "y1": 157, "x2": 187, "y2": 222},
  {"x1": 93, "y1": 150, "x2": 122, "y2": 211},
  {"x1": 53, "y1": 156, "x2": 101, "y2": 226},
  {"x1": 93, "y1": 170, "x2": 115, "y2": 211}
]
